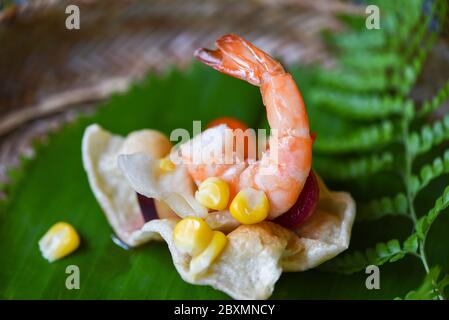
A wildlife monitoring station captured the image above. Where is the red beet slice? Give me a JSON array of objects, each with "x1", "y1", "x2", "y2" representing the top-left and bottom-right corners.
[
  {"x1": 136, "y1": 193, "x2": 158, "y2": 222},
  {"x1": 274, "y1": 171, "x2": 319, "y2": 229}
]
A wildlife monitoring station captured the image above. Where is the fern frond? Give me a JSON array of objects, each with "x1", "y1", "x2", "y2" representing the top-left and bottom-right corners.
[
  {"x1": 357, "y1": 193, "x2": 409, "y2": 222},
  {"x1": 339, "y1": 52, "x2": 401, "y2": 71},
  {"x1": 395, "y1": 35, "x2": 437, "y2": 94},
  {"x1": 309, "y1": 89, "x2": 405, "y2": 120},
  {"x1": 314, "y1": 152, "x2": 394, "y2": 180},
  {"x1": 416, "y1": 80, "x2": 449, "y2": 118},
  {"x1": 320, "y1": 238, "x2": 414, "y2": 274},
  {"x1": 331, "y1": 30, "x2": 386, "y2": 51},
  {"x1": 403, "y1": 0, "x2": 438, "y2": 58},
  {"x1": 398, "y1": 266, "x2": 449, "y2": 300},
  {"x1": 390, "y1": 0, "x2": 427, "y2": 49},
  {"x1": 416, "y1": 185, "x2": 449, "y2": 240},
  {"x1": 331, "y1": 0, "x2": 422, "y2": 52},
  {"x1": 314, "y1": 120, "x2": 396, "y2": 153},
  {"x1": 315, "y1": 0, "x2": 448, "y2": 295},
  {"x1": 410, "y1": 150, "x2": 449, "y2": 196},
  {"x1": 407, "y1": 114, "x2": 449, "y2": 157},
  {"x1": 313, "y1": 69, "x2": 388, "y2": 92}
]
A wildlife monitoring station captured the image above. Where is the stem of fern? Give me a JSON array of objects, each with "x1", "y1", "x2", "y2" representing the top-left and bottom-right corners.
[{"x1": 402, "y1": 115, "x2": 445, "y2": 300}]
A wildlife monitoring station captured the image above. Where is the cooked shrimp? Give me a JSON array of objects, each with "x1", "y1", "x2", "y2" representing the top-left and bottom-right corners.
[{"x1": 191, "y1": 34, "x2": 312, "y2": 218}]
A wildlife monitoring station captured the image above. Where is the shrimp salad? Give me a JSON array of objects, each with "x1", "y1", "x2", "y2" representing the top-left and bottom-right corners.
[{"x1": 82, "y1": 35, "x2": 355, "y2": 300}]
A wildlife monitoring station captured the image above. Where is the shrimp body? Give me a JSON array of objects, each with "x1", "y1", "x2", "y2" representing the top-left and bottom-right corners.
[{"x1": 191, "y1": 34, "x2": 312, "y2": 218}]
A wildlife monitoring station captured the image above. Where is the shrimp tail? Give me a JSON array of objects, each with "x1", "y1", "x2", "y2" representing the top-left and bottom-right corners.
[{"x1": 194, "y1": 34, "x2": 284, "y2": 86}]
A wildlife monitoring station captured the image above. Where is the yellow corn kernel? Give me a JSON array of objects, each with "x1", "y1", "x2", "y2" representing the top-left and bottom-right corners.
[
  {"x1": 38, "y1": 222, "x2": 80, "y2": 262},
  {"x1": 190, "y1": 231, "x2": 227, "y2": 277},
  {"x1": 229, "y1": 187, "x2": 269, "y2": 224},
  {"x1": 173, "y1": 217, "x2": 213, "y2": 256},
  {"x1": 195, "y1": 177, "x2": 230, "y2": 211},
  {"x1": 159, "y1": 157, "x2": 176, "y2": 172}
]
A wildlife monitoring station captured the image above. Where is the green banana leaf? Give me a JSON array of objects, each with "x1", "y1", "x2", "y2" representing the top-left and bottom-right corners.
[{"x1": 1, "y1": 64, "x2": 448, "y2": 299}]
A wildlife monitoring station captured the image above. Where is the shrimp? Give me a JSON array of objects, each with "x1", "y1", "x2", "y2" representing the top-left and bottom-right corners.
[{"x1": 191, "y1": 34, "x2": 312, "y2": 218}]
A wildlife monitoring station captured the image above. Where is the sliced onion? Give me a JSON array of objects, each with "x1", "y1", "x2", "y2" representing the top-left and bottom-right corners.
[
  {"x1": 136, "y1": 193, "x2": 158, "y2": 222},
  {"x1": 274, "y1": 171, "x2": 319, "y2": 229}
]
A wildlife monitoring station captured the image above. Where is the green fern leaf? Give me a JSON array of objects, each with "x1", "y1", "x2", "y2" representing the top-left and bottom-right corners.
[
  {"x1": 309, "y1": 90, "x2": 404, "y2": 120},
  {"x1": 339, "y1": 52, "x2": 401, "y2": 71},
  {"x1": 320, "y1": 238, "x2": 414, "y2": 274},
  {"x1": 403, "y1": 233, "x2": 419, "y2": 253},
  {"x1": 315, "y1": 0, "x2": 449, "y2": 296},
  {"x1": 407, "y1": 114, "x2": 449, "y2": 157},
  {"x1": 416, "y1": 80, "x2": 449, "y2": 118},
  {"x1": 404, "y1": 3, "x2": 438, "y2": 58},
  {"x1": 314, "y1": 152, "x2": 394, "y2": 180},
  {"x1": 331, "y1": 31, "x2": 386, "y2": 51},
  {"x1": 411, "y1": 150, "x2": 449, "y2": 196},
  {"x1": 395, "y1": 37, "x2": 436, "y2": 94},
  {"x1": 313, "y1": 69, "x2": 389, "y2": 92},
  {"x1": 314, "y1": 120, "x2": 396, "y2": 153},
  {"x1": 416, "y1": 185, "x2": 449, "y2": 239},
  {"x1": 357, "y1": 193, "x2": 409, "y2": 222},
  {"x1": 399, "y1": 266, "x2": 449, "y2": 300}
]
